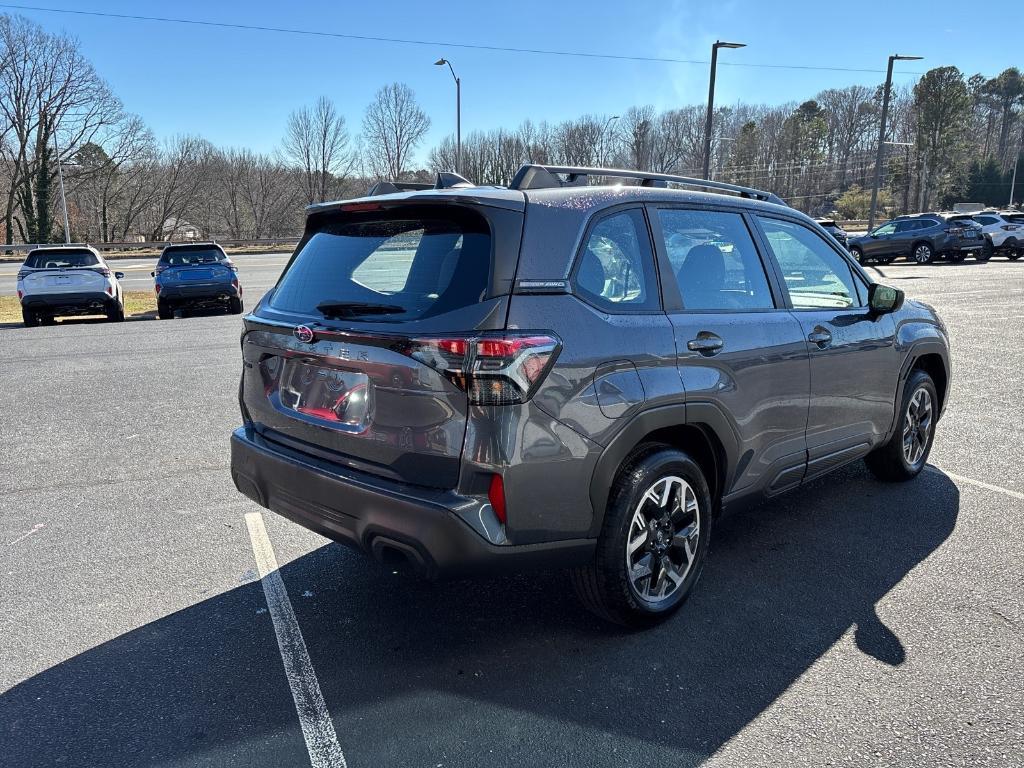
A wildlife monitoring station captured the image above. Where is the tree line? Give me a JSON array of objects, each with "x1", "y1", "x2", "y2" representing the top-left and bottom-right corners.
[{"x1": 1, "y1": 12, "x2": 1021, "y2": 246}]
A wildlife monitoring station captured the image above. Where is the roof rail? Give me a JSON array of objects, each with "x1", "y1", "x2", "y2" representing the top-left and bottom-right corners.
[
  {"x1": 508, "y1": 164, "x2": 787, "y2": 206},
  {"x1": 367, "y1": 171, "x2": 475, "y2": 197}
]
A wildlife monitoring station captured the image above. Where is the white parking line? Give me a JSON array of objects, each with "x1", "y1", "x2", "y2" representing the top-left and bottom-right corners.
[
  {"x1": 928, "y1": 466, "x2": 1024, "y2": 501},
  {"x1": 245, "y1": 512, "x2": 347, "y2": 768}
]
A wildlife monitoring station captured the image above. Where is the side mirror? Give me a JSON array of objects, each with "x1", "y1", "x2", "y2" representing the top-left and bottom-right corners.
[
  {"x1": 114, "y1": 271, "x2": 125, "y2": 280},
  {"x1": 868, "y1": 283, "x2": 904, "y2": 314},
  {"x1": 150, "y1": 271, "x2": 155, "y2": 278}
]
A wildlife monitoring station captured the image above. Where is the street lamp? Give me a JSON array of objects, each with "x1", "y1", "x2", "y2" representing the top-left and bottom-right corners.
[
  {"x1": 600, "y1": 115, "x2": 619, "y2": 166},
  {"x1": 434, "y1": 58, "x2": 461, "y2": 174},
  {"x1": 868, "y1": 54, "x2": 922, "y2": 229},
  {"x1": 703, "y1": 40, "x2": 745, "y2": 180}
]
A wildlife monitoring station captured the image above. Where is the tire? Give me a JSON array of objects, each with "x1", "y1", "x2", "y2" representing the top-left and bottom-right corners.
[
  {"x1": 229, "y1": 297, "x2": 243, "y2": 315},
  {"x1": 21, "y1": 308, "x2": 39, "y2": 327},
  {"x1": 106, "y1": 303, "x2": 125, "y2": 322},
  {"x1": 571, "y1": 444, "x2": 712, "y2": 628},
  {"x1": 157, "y1": 299, "x2": 173, "y2": 320},
  {"x1": 911, "y1": 242, "x2": 934, "y2": 264},
  {"x1": 1008, "y1": 249, "x2": 1022, "y2": 262},
  {"x1": 865, "y1": 369, "x2": 938, "y2": 482},
  {"x1": 850, "y1": 246, "x2": 864, "y2": 264}
]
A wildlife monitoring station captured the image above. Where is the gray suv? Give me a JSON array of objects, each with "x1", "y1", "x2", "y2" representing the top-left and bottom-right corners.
[{"x1": 230, "y1": 165, "x2": 950, "y2": 627}]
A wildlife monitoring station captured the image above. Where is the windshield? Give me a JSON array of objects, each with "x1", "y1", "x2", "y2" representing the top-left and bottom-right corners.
[
  {"x1": 24, "y1": 250, "x2": 99, "y2": 269},
  {"x1": 160, "y1": 248, "x2": 226, "y2": 266},
  {"x1": 269, "y1": 208, "x2": 491, "y2": 322}
]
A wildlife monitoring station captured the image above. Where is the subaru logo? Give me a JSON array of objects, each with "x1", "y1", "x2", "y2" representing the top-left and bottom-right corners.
[{"x1": 293, "y1": 325, "x2": 315, "y2": 344}]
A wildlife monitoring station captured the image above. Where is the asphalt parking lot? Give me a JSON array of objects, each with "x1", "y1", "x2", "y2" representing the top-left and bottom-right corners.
[{"x1": 1, "y1": 257, "x2": 1022, "y2": 767}]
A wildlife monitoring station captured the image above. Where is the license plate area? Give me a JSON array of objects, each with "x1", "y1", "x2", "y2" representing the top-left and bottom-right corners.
[
  {"x1": 183, "y1": 269, "x2": 214, "y2": 280},
  {"x1": 273, "y1": 358, "x2": 373, "y2": 432}
]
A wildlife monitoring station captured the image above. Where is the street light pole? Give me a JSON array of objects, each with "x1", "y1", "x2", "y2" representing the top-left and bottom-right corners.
[
  {"x1": 703, "y1": 40, "x2": 745, "y2": 180},
  {"x1": 868, "y1": 53, "x2": 922, "y2": 229},
  {"x1": 52, "y1": 126, "x2": 71, "y2": 244},
  {"x1": 435, "y1": 58, "x2": 461, "y2": 174}
]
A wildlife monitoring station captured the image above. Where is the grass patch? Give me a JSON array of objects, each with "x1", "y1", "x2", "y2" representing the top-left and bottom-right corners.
[{"x1": 1, "y1": 290, "x2": 156, "y2": 324}]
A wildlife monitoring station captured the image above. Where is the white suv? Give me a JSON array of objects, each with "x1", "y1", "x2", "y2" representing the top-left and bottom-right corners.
[
  {"x1": 971, "y1": 211, "x2": 1023, "y2": 260},
  {"x1": 17, "y1": 246, "x2": 126, "y2": 326}
]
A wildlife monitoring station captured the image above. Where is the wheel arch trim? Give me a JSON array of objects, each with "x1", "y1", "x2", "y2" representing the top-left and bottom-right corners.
[{"x1": 587, "y1": 402, "x2": 740, "y2": 536}]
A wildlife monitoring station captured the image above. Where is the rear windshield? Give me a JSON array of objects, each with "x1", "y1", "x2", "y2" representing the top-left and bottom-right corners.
[
  {"x1": 24, "y1": 250, "x2": 99, "y2": 269},
  {"x1": 270, "y1": 208, "x2": 491, "y2": 322},
  {"x1": 160, "y1": 248, "x2": 226, "y2": 265}
]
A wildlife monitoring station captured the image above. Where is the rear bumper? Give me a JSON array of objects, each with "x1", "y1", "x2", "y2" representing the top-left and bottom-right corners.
[
  {"x1": 21, "y1": 291, "x2": 116, "y2": 312},
  {"x1": 158, "y1": 283, "x2": 239, "y2": 303},
  {"x1": 230, "y1": 426, "x2": 594, "y2": 578}
]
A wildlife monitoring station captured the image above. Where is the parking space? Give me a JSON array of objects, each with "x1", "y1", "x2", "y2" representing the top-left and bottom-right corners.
[{"x1": 1, "y1": 257, "x2": 1022, "y2": 767}]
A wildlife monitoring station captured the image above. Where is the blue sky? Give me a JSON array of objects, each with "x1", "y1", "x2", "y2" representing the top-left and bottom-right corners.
[{"x1": 5, "y1": 0, "x2": 1021, "y2": 162}]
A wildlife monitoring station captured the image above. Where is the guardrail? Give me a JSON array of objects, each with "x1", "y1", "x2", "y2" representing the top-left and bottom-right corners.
[{"x1": 1, "y1": 238, "x2": 301, "y2": 253}]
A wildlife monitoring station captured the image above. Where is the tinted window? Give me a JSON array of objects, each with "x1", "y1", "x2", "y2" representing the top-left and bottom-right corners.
[
  {"x1": 574, "y1": 209, "x2": 659, "y2": 311},
  {"x1": 758, "y1": 217, "x2": 863, "y2": 309},
  {"x1": 974, "y1": 216, "x2": 998, "y2": 225},
  {"x1": 24, "y1": 250, "x2": 99, "y2": 269},
  {"x1": 270, "y1": 209, "x2": 490, "y2": 322},
  {"x1": 160, "y1": 248, "x2": 226, "y2": 266},
  {"x1": 895, "y1": 220, "x2": 917, "y2": 233},
  {"x1": 659, "y1": 208, "x2": 774, "y2": 311}
]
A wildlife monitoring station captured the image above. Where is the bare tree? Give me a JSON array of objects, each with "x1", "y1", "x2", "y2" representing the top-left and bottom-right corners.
[
  {"x1": 145, "y1": 135, "x2": 214, "y2": 241},
  {"x1": 362, "y1": 83, "x2": 430, "y2": 179},
  {"x1": 282, "y1": 96, "x2": 355, "y2": 204},
  {"x1": 0, "y1": 13, "x2": 121, "y2": 243}
]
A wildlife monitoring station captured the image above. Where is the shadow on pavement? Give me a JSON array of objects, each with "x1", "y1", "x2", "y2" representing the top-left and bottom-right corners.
[{"x1": 1, "y1": 464, "x2": 959, "y2": 767}]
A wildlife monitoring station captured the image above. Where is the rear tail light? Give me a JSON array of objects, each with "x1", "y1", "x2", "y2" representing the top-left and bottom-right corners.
[
  {"x1": 155, "y1": 283, "x2": 161, "y2": 294},
  {"x1": 17, "y1": 289, "x2": 23, "y2": 299},
  {"x1": 226, "y1": 261, "x2": 239, "y2": 272},
  {"x1": 488, "y1": 474, "x2": 507, "y2": 524},
  {"x1": 403, "y1": 332, "x2": 561, "y2": 405},
  {"x1": 1002, "y1": 225, "x2": 1019, "y2": 231},
  {"x1": 17, "y1": 270, "x2": 28, "y2": 280},
  {"x1": 94, "y1": 267, "x2": 111, "y2": 277},
  {"x1": 154, "y1": 265, "x2": 167, "y2": 276}
]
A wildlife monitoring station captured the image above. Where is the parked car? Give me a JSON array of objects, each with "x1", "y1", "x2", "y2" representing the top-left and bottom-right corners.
[
  {"x1": 16, "y1": 245, "x2": 125, "y2": 327},
  {"x1": 230, "y1": 165, "x2": 950, "y2": 627},
  {"x1": 152, "y1": 242, "x2": 243, "y2": 319},
  {"x1": 970, "y1": 211, "x2": 1023, "y2": 260},
  {"x1": 814, "y1": 218, "x2": 849, "y2": 248},
  {"x1": 848, "y1": 213, "x2": 986, "y2": 264}
]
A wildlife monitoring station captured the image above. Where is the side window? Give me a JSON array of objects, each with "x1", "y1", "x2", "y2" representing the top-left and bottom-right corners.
[
  {"x1": 974, "y1": 216, "x2": 997, "y2": 226},
  {"x1": 573, "y1": 208, "x2": 659, "y2": 311},
  {"x1": 894, "y1": 220, "x2": 916, "y2": 233},
  {"x1": 658, "y1": 208, "x2": 774, "y2": 311},
  {"x1": 872, "y1": 222, "x2": 897, "y2": 235},
  {"x1": 757, "y1": 217, "x2": 864, "y2": 310}
]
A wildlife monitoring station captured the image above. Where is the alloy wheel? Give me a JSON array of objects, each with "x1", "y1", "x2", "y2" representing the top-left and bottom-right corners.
[
  {"x1": 902, "y1": 387, "x2": 933, "y2": 466},
  {"x1": 914, "y1": 245, "x2": 932, "y2": 264},
  {"x1": 625, "y1": 475, "x2": 700, "y2": 604}
]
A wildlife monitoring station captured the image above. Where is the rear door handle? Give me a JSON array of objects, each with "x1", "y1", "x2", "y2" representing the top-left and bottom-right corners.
[
  {"x1": 807, "y1": 327, "x2": 832, "y2": 347},
  {"x1": 687, "y1": 332, "x2": 724, "y2": 355}
]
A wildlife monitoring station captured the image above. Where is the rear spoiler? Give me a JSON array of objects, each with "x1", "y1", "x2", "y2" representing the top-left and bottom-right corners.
[{"x1": 366, "y1": 172, "x2": 474, "y2": 197}]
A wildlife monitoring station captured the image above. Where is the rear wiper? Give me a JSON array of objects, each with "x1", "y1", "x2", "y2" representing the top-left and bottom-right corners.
[{"x1": 316, "y1": 301, "x2": 405, "y2": 318}]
